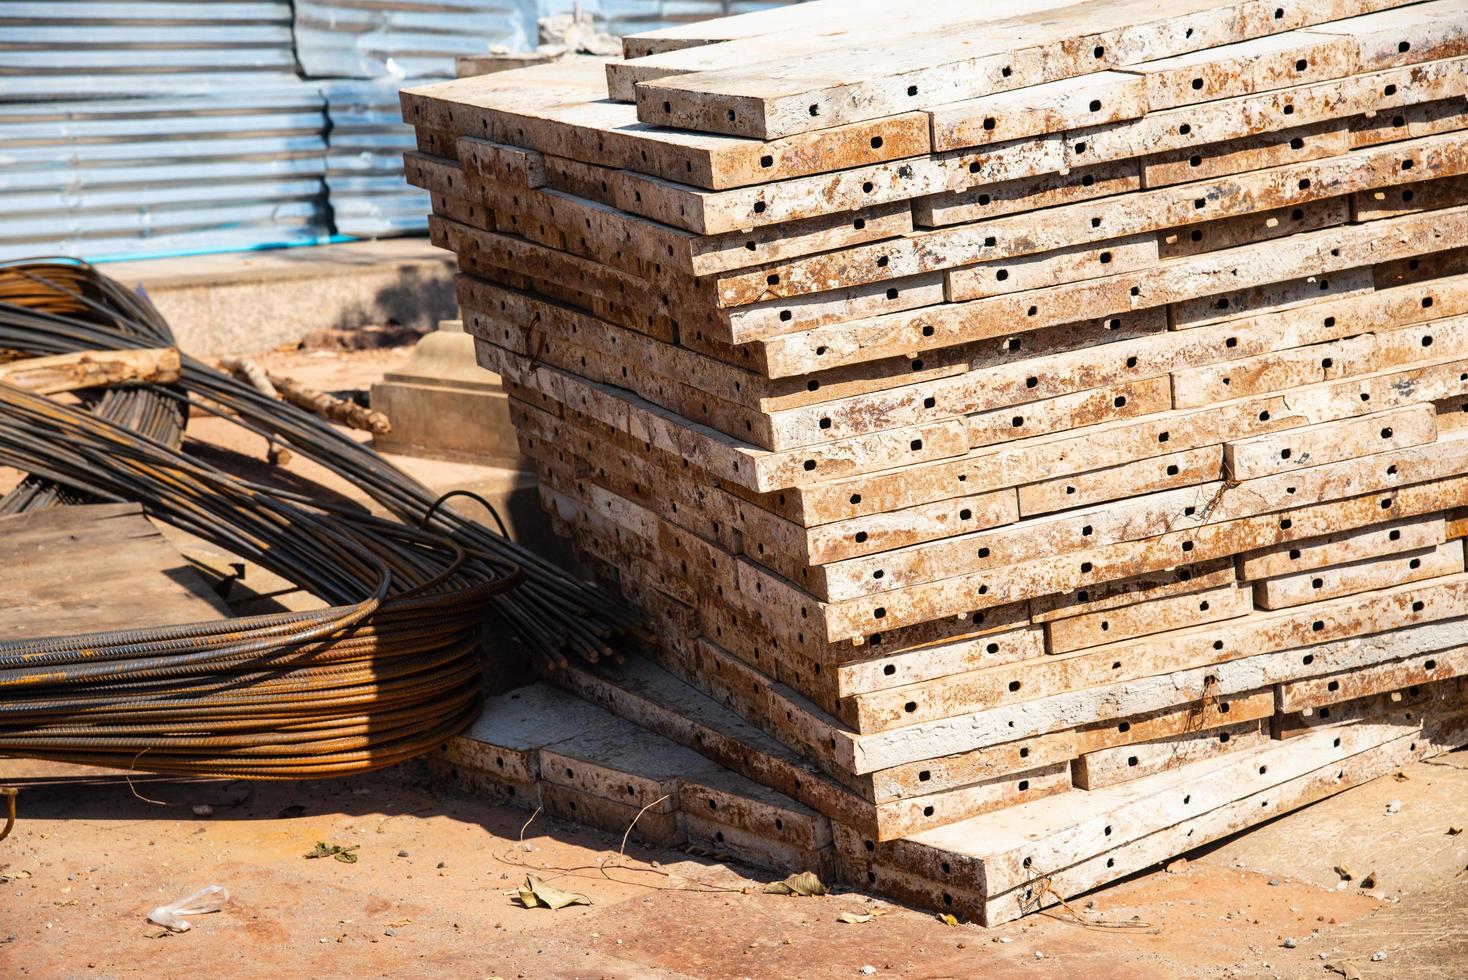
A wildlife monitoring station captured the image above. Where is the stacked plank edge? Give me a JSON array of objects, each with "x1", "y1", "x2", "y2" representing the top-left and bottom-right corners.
[{"x1": 404, "y1": 0, "x2": 1468, "y2": 925}]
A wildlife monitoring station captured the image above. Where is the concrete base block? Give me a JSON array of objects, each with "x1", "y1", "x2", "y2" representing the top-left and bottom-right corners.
[
  {"x1": 372, "y1": 320, "x2": 521, "y2": 464},
  {"x1": 102, "y1": 239, "x2": 455, "y2": 355}
]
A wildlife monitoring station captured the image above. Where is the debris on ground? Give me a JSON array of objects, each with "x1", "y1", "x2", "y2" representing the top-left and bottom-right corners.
[
  {"x1": 763, "y1": 871, "x2": 826, "y2": 897},
  {"x1": 513, "y1": 875, "x2": 590, "y2": 910},
  {"x1": 147, "y1": 885, "x2": 229, "y2": 933},
  {"x1": 304, "y1": 842, "x2": 360, "y2": 864}
]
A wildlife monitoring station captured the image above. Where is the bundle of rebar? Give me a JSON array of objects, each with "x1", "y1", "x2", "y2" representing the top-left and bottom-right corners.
[{"x1": 0, "y1": 259, "x2": 639, "y2": 778}]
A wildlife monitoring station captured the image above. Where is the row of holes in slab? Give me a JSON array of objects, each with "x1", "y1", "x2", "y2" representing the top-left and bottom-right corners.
[
  {"x1": 868, "y1": 493, "x2": 1409, "y2": 624},
  {"x1": 660, "y1": 3, "x2": 1305, "y2": 134},
  {"x1": 812, "y1": 288, "x2": 1441, "y2": 480},
  {"x1": 1274, "y1": 421, "x2": 1403, "y2": 462},
  {"x1": 1092, "y1": 594, "x2": 1218, "y2": 635},
  {"x1": 1123, "y1": 724, "x2": 1239, "y2": 769}
]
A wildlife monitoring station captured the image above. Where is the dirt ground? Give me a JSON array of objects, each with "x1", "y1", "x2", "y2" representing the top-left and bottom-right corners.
[
  {"x1": 3, "y1": 344, "x2": 1466, "y2": 980},
  {"x1": 2, "y1": 753, "x2": 1466, "y2": 980}
]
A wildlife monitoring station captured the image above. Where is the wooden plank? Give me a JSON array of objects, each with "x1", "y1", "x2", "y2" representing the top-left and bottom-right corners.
[{"x1": 1, "y1": 503, "x2": 229, "y2": 638}]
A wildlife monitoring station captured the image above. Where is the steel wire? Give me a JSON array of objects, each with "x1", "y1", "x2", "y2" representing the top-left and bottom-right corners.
[{"x1": 0, "y1": 259, "x2": 638, "y2": 778}]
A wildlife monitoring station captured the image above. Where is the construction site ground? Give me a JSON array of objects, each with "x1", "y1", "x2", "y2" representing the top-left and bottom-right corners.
[{"x1": 2, "y1": 344, "x2": 1465, "y2": 980}]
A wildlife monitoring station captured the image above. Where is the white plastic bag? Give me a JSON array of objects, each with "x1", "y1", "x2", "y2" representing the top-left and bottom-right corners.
[{"x1": 147, "y1": 885, "x2": 230, "y2": 932}]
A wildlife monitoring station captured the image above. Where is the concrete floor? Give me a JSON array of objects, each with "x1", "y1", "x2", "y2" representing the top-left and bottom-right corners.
[{"x1": 3, "y1": 344, "x2": 1466, "y2": 980}]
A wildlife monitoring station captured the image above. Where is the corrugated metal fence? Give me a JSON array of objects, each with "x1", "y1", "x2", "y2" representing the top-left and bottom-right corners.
[{"x1": 0, "y1": 1, "x2": 799, "y2": 262}]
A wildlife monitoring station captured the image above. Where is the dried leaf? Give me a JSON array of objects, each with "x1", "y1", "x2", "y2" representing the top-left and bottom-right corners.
[
  {"x1": 304, "y1": 841, "x2": 359, "y2": 864},
  {"x1": 516, "y1": 875, "x2": 590, "y2": 910},
  {"x1": 763, "y1": 871, "x2": 827, "y2": 896},
  {"x1": 1448, "y1": 826, "x2": 1463, "y2": 836},
  {"x1": 936, "y1": 913, "x2": 960, "y2": 926},
  {"x1": 838, "y1": 912, "x2": 875, "y2": 924},
  {"x1": 1359, "y1": 870, "x2": 1377, "y2": 889},
  {"x1": 1393, "y1": 772, "x2": 1410, "y2": 782},
  {"x1": 1333, "y1": 864, "x2": 1355, "y2": 881}
]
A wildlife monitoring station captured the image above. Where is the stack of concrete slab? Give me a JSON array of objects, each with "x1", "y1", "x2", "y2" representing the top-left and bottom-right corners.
[{"x1": 404, "y1": 0, "x2": 1468, "y2": 923}]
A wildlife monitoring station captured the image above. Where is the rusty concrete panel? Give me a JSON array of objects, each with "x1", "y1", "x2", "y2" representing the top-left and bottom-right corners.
[
  {"x1": 1029, "y1": 557, "x2": 1238, "y2": 624},
  {"x1": 610, "y1": 136, "x2": 1065, "y2": 235},
  {"x1": 1143, "y1": 117, "x2": 1354, "y2": 188},
  {"x1": 402, "y1": 59, "x2": 935, "y2": 191},
  {"x1": 953, "y1": 233, "x2": 1158, "y2": 300},
  {"x1": 867, "y1": 763, "x2": 1073, "y2": 841},
  {"x1": 1349, "y1": 96, "x2": 1468, "y2": 148},
  {"x1": 1353, "y1": 172, "x2": 1468, "y2": 221},
  {"x1": 819, "y1": 477, "x2": 1468, "y2": 639},
  {"x1": 1316, "y1": 2, "x2": 1468, "y2": 72},
  {"x1": 965, "y1": 377, "x2": 1174, "y2": 449},
  {"x1": 1223, "y1": 403, "x2": 1438, "y2": 479},
  {"x1": 801, "y1": 489, "x2": 1021, "y2": 565},
  {"x1": 913, "y1": 159, "x2": 1142, "y2": 228},
  {"x1": 726, "y1": 132, "x2": 1468, "y2": 317},
  {"x1": 724, "y1": 274, "x2": 948, "y2": 344},
  {"x1": 836, "y1": 573, "x2": 1468, "y2": 729},
  {"x1": 1073, "y1": 55, "x2": 1468, "y2": 168},
  {"x1": 1240, "y1": 513, "x2": 1448, "y2": 579},
  {"x1": 1045, "y1": 582, "x2": 1254, "y2": 655},
  {"x1": 928, "y1": 71, "x2": 1150, "y2": 152},
  {"x1": 456, "y1": 135, "x2": 548, "y2": 188},
  {"x1": 1126, "y1": 30, "x2": 1360, "y2": 112},
  {"x1": 764, "y1": 203, "x2": 1468, "y2": 375},
  {"x1": 1374, "y1": 243, "x2": 1468, "y2": 290},
  {"x1": 631, "y1": 0, "x2": 1409, "y2": 140},
  {"x1": 1255, "y1": 538, "x2": 1466, "y2": 609},
  {"x1": 1017, "y1": 444, "x2": 1223, "y2": 517},
  {"x1": 1278, "y1": 641, "x2": 1468, "y2": 712},
  {"x1": 1174, "y1": 311, "x2": 1468, "y2": 408},
  {"x1": 1072, "y1": 719, "x2": 1269, "y2": 790},
  {"x1": 834, "y1": 625, "x2": 1046, "y2": 698},
  {"x1": 1167, "y1": 266, "x2": 1377, "y2": 331},
  {"x1": 1157, "y1": 196, "x2": 1351, "y2": 259},
  {"x1": 1274, "y1": 679, "x2": 1456, "y2": 738},
  {"x1": 1437, "y1": 391, "x2": 1468, "y2": 431}
]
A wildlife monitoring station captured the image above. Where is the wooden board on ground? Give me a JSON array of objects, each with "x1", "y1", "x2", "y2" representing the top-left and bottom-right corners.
[{"x1": 0, "y1": 503, "x2": 230, "y2": 638}]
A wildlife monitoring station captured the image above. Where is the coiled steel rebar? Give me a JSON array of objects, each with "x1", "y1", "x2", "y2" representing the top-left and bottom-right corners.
[{"x1": 0, "y1": 259, "x2": 639, "y2": 778}]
